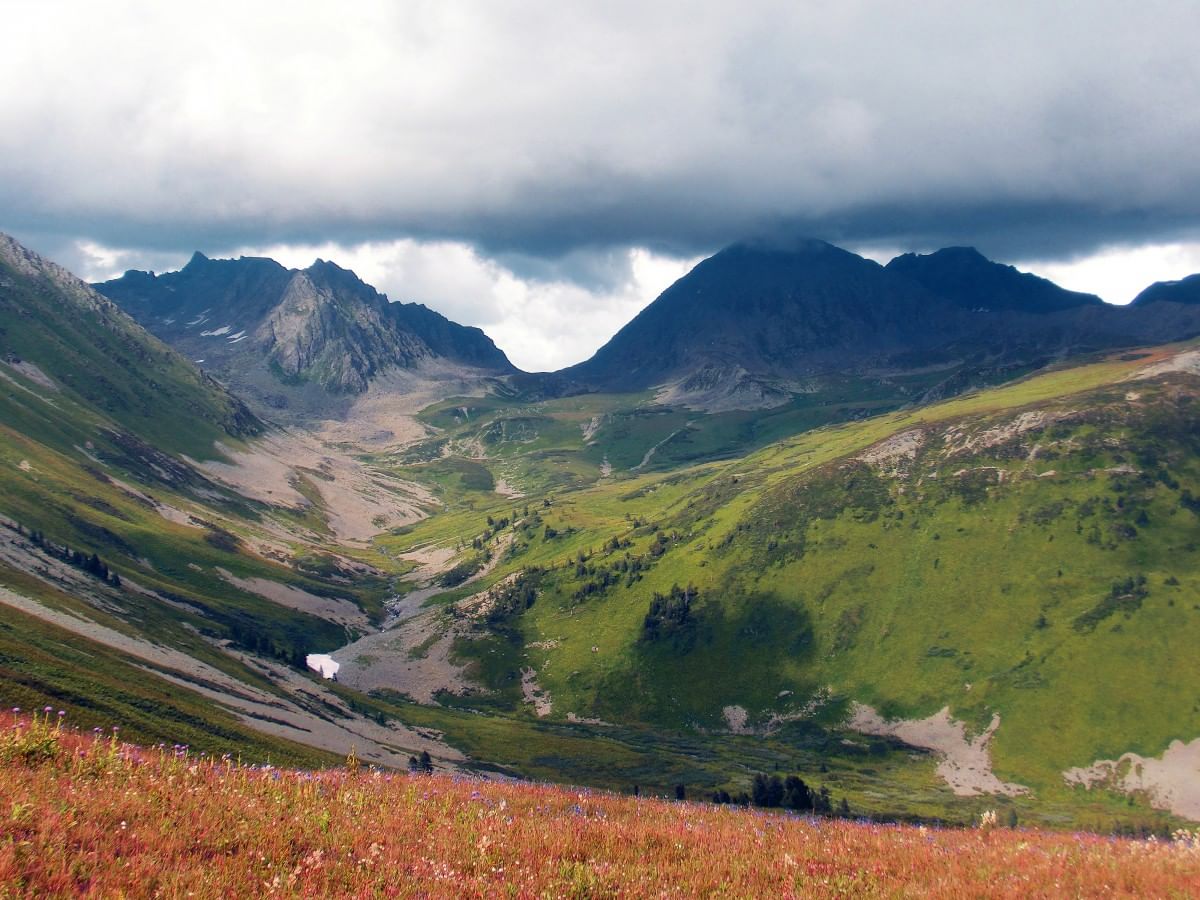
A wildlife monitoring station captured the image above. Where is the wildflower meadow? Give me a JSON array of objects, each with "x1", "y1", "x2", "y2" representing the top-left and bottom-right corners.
[{"x1": 1, "y1": 710, "x2": 1197, "y2": 897}]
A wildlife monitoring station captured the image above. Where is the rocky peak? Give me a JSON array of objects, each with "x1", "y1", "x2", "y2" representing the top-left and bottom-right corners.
[
  {"x1": 94, "y1": 251, "x2": 517, "y2": 412},
  {"x1": 255, "y1": 268, "x2": 429, "y2": 393}
]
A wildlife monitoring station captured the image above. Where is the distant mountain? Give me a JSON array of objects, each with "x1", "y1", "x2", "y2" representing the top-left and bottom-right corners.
[
  {"x1": 561, "y1": 238, "x2": 1200, "y2": 409},
  {"x1": 96, "y1": 253, "x2": 516, "y2": 419},
  {"x1": 0, "y1": 233, "x2": 259, "y2": 455},
  {"x1": 1131, "y1": 273, "x2": 1200, "y2": 306},
  {"x1": 885, "y1": 246, "x2": 1104, "y2": 313},
  {"x1": 565, "y1": 239, "x2": 942, "y2": 393}
]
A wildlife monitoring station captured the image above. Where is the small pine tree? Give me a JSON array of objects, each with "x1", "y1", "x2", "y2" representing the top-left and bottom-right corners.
[
  {"x1": 766, "y1": 775, "x2": 785, "y2": 808},
  {"x1": 751, "y1": 773, "x2": 770, "y2": 807},
  {"x1": 784, "y1": 775, "x2": 812, "y2": 811},
  {"x1": 815, "y1": 785, "x2": 832, "y2": 814}
]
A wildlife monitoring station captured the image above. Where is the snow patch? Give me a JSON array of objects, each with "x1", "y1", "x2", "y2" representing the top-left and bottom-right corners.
[{"x1": 306, "y1": 654, "x2": 340, "y2": 679}]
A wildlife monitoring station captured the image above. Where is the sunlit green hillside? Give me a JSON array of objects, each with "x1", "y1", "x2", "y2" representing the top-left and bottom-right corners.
[{"x1": 370, "y1": 344, "x2": 1200, "y2": 825}]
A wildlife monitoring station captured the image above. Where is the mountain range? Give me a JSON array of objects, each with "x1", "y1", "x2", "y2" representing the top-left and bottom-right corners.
[
  {"x1": 561, "y1": 239, "x2": 1200, "y2": 408},
  {"x1": 3, "y1": 228, "x2": 1200, "y2": 830},
  {"x1": 97, "y1": 237, "x2": 1200, "y2": 421}
]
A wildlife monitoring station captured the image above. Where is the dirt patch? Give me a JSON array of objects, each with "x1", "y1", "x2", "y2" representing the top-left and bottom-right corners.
[
  {"x1": 520, "y1": 667, "x2": 552, "y2": 717},
  {"x1": 723, "y1": 705, "x2": 752, "y2": 734},
  {"x1": 942, "y1": 410, "x2": 1072, "y2": 456},
  {"x1": 0, "y1": 366, "x2": 57, "y2": 406},
  {"x1": 494, "y1": 478, "x2": 525, "y2": 499},
  {"x1": 399, "y1": 544, "x2": 458, "y2": 576},
  {"x1": 192, "y1": 430, "x2": 433, "y2": 543},
  {"x1": 1063, "y1": 738, "x2": 1200, "y2": 821},
  {"x1": 581, "y1": 416, "x2": 603, "y2": 443},
  {"x1": 331, "y1": 564, "x2": 516, "y2": 703},
  {"x1": 848, "y1": 703, "x2": 1029, "y2": 797},
  {"x1": 1131, "y1": 347, "x2": 1200, "y2": 380},
  {"x1": 654, "y1": 367, "x2": 793, "y2": 413},
  {"x1": 566, "y1": 712, "x2": 612, "y2": 725},
  {"x1": 4, "y1": 358, "x2": 58, "y2": 391},
  {"x1": 315, "y1": 360, "x2": 500, "y2": 451},
  {"x1": 858, "y1": 428, "x2": 925, "y2": 474},
  {"x1": 215, "y1": 567, "x2": 369, "y2": 630},
  {"x1": 633, "y1": 423, "x2": 696, "y2": 471},
  {"x1": 330, "y1": 611, "x2": 471, "y2": 704}
]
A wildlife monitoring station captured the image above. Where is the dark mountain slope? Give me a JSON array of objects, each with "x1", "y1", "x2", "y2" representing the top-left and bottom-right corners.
[
  {"x1": 564, "y1": 239, "x2": 949, "y2": 393},
  {"x1": 561, "y1": 238, "x2": 1200, "y2": 408},
  {"x1": 1132, "y1": 273, "x2": 1200, "y2": 306},
  {"x1": 886, "y1": 246, "x2": 1104, "y2": 313}
]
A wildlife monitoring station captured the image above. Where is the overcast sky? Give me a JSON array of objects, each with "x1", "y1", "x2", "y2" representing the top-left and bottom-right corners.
[{"x1": 4, "y1": 1, "x2": 1200, "y2": 370}]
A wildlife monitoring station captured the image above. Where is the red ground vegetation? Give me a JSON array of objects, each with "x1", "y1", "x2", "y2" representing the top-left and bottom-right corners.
[{"x1": 1, "y1": 711, "x2": 1197, "y2": 897}]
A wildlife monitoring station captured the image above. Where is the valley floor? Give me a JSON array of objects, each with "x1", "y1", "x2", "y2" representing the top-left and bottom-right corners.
[{"x1": 1, "y1": 712, "x2": 1198, "y2": 898}]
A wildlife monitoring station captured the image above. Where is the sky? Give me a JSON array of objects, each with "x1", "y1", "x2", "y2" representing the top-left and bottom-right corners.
[{"x1": 4, "y1": 1, "x2": 1200, "y2": 371}]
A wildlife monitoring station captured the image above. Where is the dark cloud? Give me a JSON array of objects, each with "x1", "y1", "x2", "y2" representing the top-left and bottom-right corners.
[{"x1": 2, "y1": 1, "x2": 1199, "y2": 267}]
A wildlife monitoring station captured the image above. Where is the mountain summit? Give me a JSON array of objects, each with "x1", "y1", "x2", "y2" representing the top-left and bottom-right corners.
[
  {"x1": 96, "y1": 255, "x2": 515, "y2": 420},
  {"x1": 561, "y1": 239, "x2": 944, "y2": 406}
]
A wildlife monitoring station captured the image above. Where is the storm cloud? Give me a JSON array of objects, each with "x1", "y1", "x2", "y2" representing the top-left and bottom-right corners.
[{"x1": 3, "y1": 1, "x2": 1200, "y2": 367}]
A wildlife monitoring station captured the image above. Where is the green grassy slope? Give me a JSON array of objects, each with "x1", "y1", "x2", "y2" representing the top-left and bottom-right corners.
[
  {"x1": 0, "y1": 237, "x2": 413, "y2": 765},
  {"x1": 0, "y1": 600, "x2": 337, "y2": 767},
  {"x1": 0, "y1": 235, "x2": 259, "y2": 460},
  {"x1": 381, "y1": 345, "x2": 1200, "y2": 822},
  {"x1": 394, "y1": 369, "x2": 981, "y2": 496}
]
